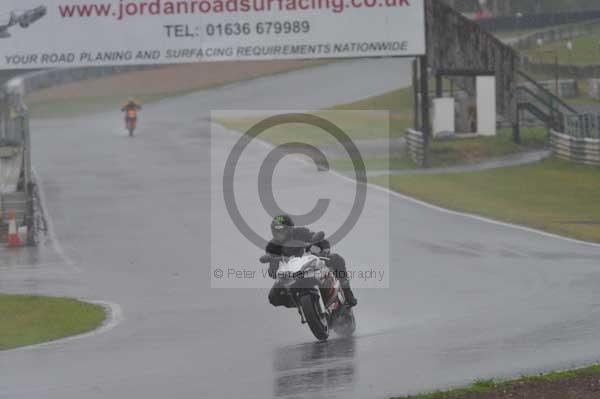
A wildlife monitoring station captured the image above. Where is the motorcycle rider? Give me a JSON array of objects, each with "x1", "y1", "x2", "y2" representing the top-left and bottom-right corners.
[
  {"x1": 265, "y1": 214, "x2": 357, "y2": 308},
  {"x1": 121, "y1": 98, "x2": 142, "y2": 123}
]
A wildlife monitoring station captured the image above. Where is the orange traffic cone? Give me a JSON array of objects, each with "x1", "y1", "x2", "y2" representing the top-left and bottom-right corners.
[{"x1": 7, "y1": 211, "x2": 21, "y2": 247}]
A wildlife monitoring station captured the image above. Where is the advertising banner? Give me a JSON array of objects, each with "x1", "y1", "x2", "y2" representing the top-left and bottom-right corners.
[{"x1": 0, "y1": 0, "x2": 425, "y2": 69}]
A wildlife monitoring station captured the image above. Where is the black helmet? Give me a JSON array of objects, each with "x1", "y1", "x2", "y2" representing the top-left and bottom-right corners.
[{"x1": 271, "y1": 215, "x2": 294, "y2": 243}]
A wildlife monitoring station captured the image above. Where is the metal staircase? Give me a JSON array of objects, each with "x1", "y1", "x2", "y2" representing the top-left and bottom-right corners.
[{"x1": 515, "y1": 70, "x2": 579, "y2": 134}]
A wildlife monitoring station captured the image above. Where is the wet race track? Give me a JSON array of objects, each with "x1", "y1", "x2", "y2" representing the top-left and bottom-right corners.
[{"x1": 2, "y1": 58, "x2": 600, "y2": 399}]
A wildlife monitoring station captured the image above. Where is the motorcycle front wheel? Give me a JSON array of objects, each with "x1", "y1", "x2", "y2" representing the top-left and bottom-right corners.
[
  {"x1": 126, "y1": 119, "x2": 136, "y2": 137},
  {"x1": 300, "y1": 294, "x2": 329, "y2": 341}
]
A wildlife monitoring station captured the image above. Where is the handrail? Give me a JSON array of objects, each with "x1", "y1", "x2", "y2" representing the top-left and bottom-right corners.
[
  {"x1": 518, "y1": 102, "x2": 550, "y2": 122},
  {"x1": 516, "y1": 86, "x2": 557, "y2": 112},
  {"x1": 516, "y1": 70, "x2": 578, "y2": 115}
]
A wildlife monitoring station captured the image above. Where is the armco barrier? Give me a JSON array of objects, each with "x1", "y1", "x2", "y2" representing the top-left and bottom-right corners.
[
  {"x1": 406, "y1": 129, "x2": 425, "y2": 167},
  {"x1": 550, "y1": 130, "x2": 600, "y2": 166}
]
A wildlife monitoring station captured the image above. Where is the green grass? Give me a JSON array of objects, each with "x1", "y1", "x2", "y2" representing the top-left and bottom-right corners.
[
  {"x1": 372, "y1": 158, "x2": 600, "y2": 243},
  {"x1": 333, "y1": 87, "x2": 415, "y2": 141},
  {"x1": 427, "y1": 128, "x2": 547, "y2": 166},
  {"x1": 453, "y1": 0, "x2": 599, "y2": 13},
  {"x1": 542, "y1": 0, "x2": 600, "y2": 11},
  {"x1": 517, "y1": 72, "x2": 600, "y2": 107},
  {"x1": 29, "y1": 92, "x2": 185, "y2": 119},
  {"x1": 525, "y1": 31, "x2": 600, "y2": 65},
  {"x1": 28, "y1": 89, "x2": 198, "y2": 119},
  {"x1": 494, "y1": 26, "x2": 559, "y2": 40},
  {"x1": 330, "y1": 128, "x2": 547, "y2": 172},
  {"x1": 494, "y1": 21, "x2": 596, "y2": 41},
  {"x1": 394, "y1": 364, "x2": 600, "y2": 398},
  {"x1": 330, "y1": 86, "x2": 415, "y2": 112},
  {"x1": 215, "y1": 111, "x2": 395, "y2": 146},
  {"x1": 216, "y1": 81, "x2": 470, "y2": 145},
  {"x1": 493, "y1": 29, "x2": 537, "y2": 39},
  {"x1": 216, "y1": 83, "x2": 547, "y2": 173},
  {"x1": 0, "y1": 295, "x2": 106, "y2": 350},
  {"x1": 27, "y1": 60, "x2": 334, "y2": 119},
  {"x1": 215, "y1": 86, "x2": 415, "y2": 146}
]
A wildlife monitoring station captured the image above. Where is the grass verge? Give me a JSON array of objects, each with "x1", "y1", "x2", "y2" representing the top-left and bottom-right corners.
[
  {"x1": 372, "y1": 157, "x2": 600, "y2": 243},
  {"x1": 214, "y1": 86, "x2": 414, "y2": 145},
  {"x1": 215, "y1": 111, "x2": 397, "y2": 146},
  {"x1": 524, "y1": 31, "x2": 600, "y2": 65},
  {"x1": 0, "y1": 295, "x2": 106, "y2": 350},
  {"x1": 426, "y1": 128, "x2": 547, "y2": 166},
  {"x1": 330, "y1": 127, "x2": 548, "y2": 172},
  {"x1": 394, "y1": 364, "x2": 600, "y2": 399},
  {"x1": 27, "y1": 60, "x2": 333, "y2": 119},
  {"x1": 215, "y1": 83, "x2": 546, "y2": 165},
  {"x1": 28, "y1": 91, "x2": 193, "y2": 119}
]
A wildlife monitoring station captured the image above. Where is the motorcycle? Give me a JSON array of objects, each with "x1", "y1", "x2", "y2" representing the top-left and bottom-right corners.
[
  {"x1": 125, "y1": 117, "x2": 137, "y2": 137},
  {"x1": 260, "y1": 233, "x2": 356, "y2": 341}
]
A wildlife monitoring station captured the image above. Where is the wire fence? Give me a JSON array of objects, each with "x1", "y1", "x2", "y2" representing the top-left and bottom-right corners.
[{"x1": 564, "y1": 113, "x2": 600, "y2": 139}]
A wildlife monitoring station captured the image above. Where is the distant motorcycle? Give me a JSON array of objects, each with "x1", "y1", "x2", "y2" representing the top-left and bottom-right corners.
[
  {"x1": 122, "y1": 100, "x2": 141, "y2": 137},
  {"x1": 260, "y1": 232, "x2": 356, "y2": 341},
  {"x1": 125, "y1": 116, "x2": 137, "y2": 137}
]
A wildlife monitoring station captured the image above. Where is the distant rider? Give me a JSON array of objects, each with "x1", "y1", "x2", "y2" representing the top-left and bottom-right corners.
[
  {"x1": 264, "y1": 215, "x2": 357, "y2": 308},
  {"x1": 121, "y1": 98, "x2": 142, "y2": 122}
]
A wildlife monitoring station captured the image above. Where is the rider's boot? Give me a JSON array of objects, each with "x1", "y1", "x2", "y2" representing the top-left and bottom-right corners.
[
  {"x1": 328, "y1": 253, "x2": 357, "y2": 307},
  {"x1": 341, "y1": 280, "x2": 357, "y2": 307},
  {"x1": 344, "y1": 288, "x2": 357, "y2": 307}
]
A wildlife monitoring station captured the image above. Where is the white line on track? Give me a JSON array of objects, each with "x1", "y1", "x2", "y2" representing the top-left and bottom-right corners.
[
  {"x1": 359, "y1": 177, "x2": 600, "y2": 250},
  {"x1": 215, "y1": 121, "x2": 600, "y2": 250},
  {"x1": 33, "y1": 169, "x2": 84, "y2": 273},
  {"x1": 9, "y1": 171, "x2": 127, "y2": 350}
]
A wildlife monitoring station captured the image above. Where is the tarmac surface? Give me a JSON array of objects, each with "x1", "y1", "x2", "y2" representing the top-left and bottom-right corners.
[{"x1": 1, "y1": 58, "x2": 600, "y2": 399}]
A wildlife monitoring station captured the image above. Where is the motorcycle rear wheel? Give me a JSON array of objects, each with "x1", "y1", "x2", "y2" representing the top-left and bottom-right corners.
[
  {"x1": 332, "y1": 308, "x2": 356, "y2": 338},
  {"x1": 300, "y1": 294, "x2": 329, "y2": 341}
]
